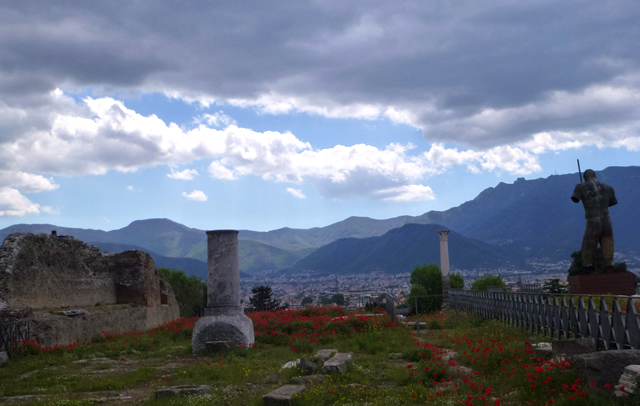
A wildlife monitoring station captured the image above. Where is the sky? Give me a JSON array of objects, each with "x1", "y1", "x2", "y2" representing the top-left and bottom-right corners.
[{"x1": 0, "y1": 1, "x2": 639, "y2": 232}]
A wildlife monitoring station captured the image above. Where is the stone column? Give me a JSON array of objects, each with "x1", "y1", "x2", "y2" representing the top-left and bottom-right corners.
[
  {"x1": 192, "y1": 230, "x2": 254, "y2": 353},
  {"x1": 205, "y1": 230, "x2": 242, "y2": 316},
  {"x1": 438, "y1": 230, "x2": 450, "y2": 310}
]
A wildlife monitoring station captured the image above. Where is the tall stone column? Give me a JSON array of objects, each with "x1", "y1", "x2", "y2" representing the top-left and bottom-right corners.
[
  {"x1": 192, "y1": 230, "x2": 254, "y2": 353},
  {"x1": 205, "y1": 230, "x2": 242, "y2": 316},
  {"x1": 438, "y1": 230, "x2": 451, "y2": 310}
]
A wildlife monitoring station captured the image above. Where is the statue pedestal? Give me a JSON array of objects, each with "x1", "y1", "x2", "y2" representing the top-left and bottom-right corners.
[{"x1": 568, "y1": 272, "x2": 635, "y2": 296}]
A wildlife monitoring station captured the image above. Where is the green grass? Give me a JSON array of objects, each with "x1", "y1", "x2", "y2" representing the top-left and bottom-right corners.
[{"x1": 0, "y1": 308, "x2": 634, "y2": 405}]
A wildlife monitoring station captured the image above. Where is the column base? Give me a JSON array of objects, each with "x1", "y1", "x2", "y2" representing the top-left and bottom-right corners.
[{"x1": 192, "y1": 314, "x2": 255, "y2": 354}]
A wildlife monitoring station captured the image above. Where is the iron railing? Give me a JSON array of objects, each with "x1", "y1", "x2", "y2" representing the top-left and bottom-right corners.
[
  {"x1": 450, "y1": 290, "x2": 640, "y2": 350},
  {"x1": 0, "y1": 320, "x2": 30, "y2": 356}
]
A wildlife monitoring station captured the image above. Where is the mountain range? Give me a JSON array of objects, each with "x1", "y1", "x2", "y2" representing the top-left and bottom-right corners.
[{"x1": 1, "y1": 165, "x2": 638, "y2": 277}]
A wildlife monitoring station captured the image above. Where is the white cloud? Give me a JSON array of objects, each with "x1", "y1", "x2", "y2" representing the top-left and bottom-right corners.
[
  {"x1": 208, "y1": 161, "x2": 237, "y2": 180},
  {"x1": 0, "y1": 96, "x2": 551, "y2": 202},
  {"x1": 168, "y1": 168, "x2": 199, "y2": 180},
  {"x1": 182, "y1": 190, "x2": 208, "y2": 202},
  {"x1": 126, "y1": 185, "x2": 135, "y2": 191},
  {"x1": 196, "y1": 111, "x2": 236, "y2": 128},
  {"x1": 375, "y1": 185, "x2": 435, "y2": 202},
  {"x1": 0, "y1": 187, "x2": 44, "y2": 217},
  {"x1": 0, "y1": 171, "x2": 58, "y2": 193},
  {"x1": 286, "y1": 187, "x2": 306, "y2": 199}
]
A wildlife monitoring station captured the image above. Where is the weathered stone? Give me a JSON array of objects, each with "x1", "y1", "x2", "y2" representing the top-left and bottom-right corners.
[
  {"x1": 291, "y1": 374, "x2": 325, "y2": 385},
  {"x1": 154, "y1": 385, "x2": 212, "y2": 399},
  {"x1": 0, "y1": 306, "x2": 33, "y2": 320},
  {"x1": 299, "y1": 358, "x2": 317, "y2": 375},
  {"x1": 533, "y1": 344, "x2": 553, "y2": 359},
  {"x1": 617, "y1": 364, "x2": 640, "y2": 394},
  {"x1": 388, "y1": 353, "x2": 403, "y2": 360},
  {"x1": 192, "y1": 230, "x2": 254, "y2": 353},
  {"x1": 552, "y1": 337, "x2": 596, "y2": 356},
  {"x1": 205, "y1": 341, "x2": 232, "y2": 353},
  {"x1": 322, "y1": 352, "x2": 353, "y2": 375},
  {"x1": 263, "y1": 384, "x2": 306, "y2": 406},
  {"x1": 205, "y1": 230, "x2": 242, "y2": 316},
  {"x1": 30, "y1": 304, "x2": 179, "y2": 348},
  {"x1": 110, "y1": 250, "x2": 162, "y2": 307},
  {"x1": 0, "y1": 232, "x2": 179, "y2": 348},
  {"x1": 192, "y1": 315, "x2": 254, "y2": 353},
  {"x1": 574, "y1": 350, "x2": 640, "y2": 388},
  {"x1": 59, "y1": 309, "x2": 86, "y2": 317},
  {"x1": 312, "y1": 349, "x2": 337, "y2": 362},
  {"x1": 0, "y1": 351, "x2": 8, "y2": 366},
  {"x1": 282, "y1": 359, "x2": 300, "y2": 369},
  {"x1": 0, "y1": 233, "x2": 112, "y2": 309},
  {"x1": 377, "y1": 293, "x2": 396, "y2": 322}
]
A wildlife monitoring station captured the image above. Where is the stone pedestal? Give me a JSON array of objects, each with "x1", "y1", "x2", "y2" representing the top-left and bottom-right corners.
[
  {"x1": 568, "y1": 272, "x2": 635, "y2": 296},
  {"x1": 192, "y1": 230, "x2": 254, "y2": 353},
  {"x1": 438, "y1": 230, "x2": 451, "y2": 309}
]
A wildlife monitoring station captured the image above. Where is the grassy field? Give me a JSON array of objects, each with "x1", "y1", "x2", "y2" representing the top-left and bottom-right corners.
[{"x1": 0, "y1": 307, "x2": 634, "y2": 405}]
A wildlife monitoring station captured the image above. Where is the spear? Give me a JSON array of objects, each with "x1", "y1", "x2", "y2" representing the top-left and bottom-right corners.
[{"x1": 577, "y1": 159, "x2": 583, "y2": 182}]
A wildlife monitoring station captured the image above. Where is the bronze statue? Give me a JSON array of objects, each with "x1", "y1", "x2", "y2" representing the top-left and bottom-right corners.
[{"x1": 571, "y1": 169, "x2": 618, "y2": 272}]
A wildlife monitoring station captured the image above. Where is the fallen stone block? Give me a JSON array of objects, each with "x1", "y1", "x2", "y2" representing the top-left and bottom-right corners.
[
  {"x1": 574, "y1": 349, "x2": 640, "y2": 388},
  {"x1": 291, "y1": 374, "x2": 325, "y2": 386},
  {"x1": 299, "y1": 358, "x2": 317, "y2": 375},
  {"x1": 322, "y1": 352, "x2": 353, "y2": 375},
  {"x1": 60, "y1": 309, "x2": 86, "y2": 317},
  {"x1": 552, "y1": 338, "x2": 596, "y2": 356},
  {"x1": 312, "y1": 349, "x2": 337, "y2": 362},
  {"x1": 533, "y1": 344, "x2": 553, "y2": 359},
  {"x1": 0, "y1": 351, "x2": 8, "y2": 366},
  {"x1": 154, "y1": 385, "x2": 212, "y2": 399},
  {"x1": 263, "y1": 384, "x2": 306, "y2": 406},
  {"x1": 617, "y1": 364, "x2": 640, "y2": 395},
  {"x1": 282, "y1": 359, "x2": 300, "y2": 369}
]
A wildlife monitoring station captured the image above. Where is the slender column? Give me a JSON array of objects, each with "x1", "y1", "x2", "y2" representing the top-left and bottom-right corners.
[
  {"x1": 205, "y1": 230, "x2": 242, "y2": 316},
  {"x1": 438, "y1": 230, "x2": 451, "y2": 309}
]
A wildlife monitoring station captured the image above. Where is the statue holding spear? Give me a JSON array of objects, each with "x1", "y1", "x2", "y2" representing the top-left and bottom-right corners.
[{"x1": 571, "y1": 161, "x2": 618, "y2": 273}]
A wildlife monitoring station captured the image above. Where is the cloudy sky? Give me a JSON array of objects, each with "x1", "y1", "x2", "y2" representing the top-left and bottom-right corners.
[{"x1": 0, "y1": 1, "x2": 639, "y2": 232}]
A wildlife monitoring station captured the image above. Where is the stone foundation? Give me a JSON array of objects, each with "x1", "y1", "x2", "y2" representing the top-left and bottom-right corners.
[{"x1": 29, "y1": 304, "x2": 179, "y2": 347}]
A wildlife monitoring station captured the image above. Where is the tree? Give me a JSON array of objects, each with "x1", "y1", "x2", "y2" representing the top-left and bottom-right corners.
[
  {"x1": 331, "y1": 293, "x2": 346, "y2": 306},
  {"x1": 320, "y1": 296, "x2": 333, "y2": 306},
  {"x1": 249, "y1": 285, "x2": 282, "y2": 311},
  {"x1": 406, "y1": 264, "x2": 465, "y2": 313},
  {"x1": 158, "y1": 268, "x2": 206, "y2": 317},
  {"x1": 450, "y1": 272, "x2": 465, "y2": 289},
  {"x1": 407, "y1": 264, "x2": 442, "y2": 313},
  {"x1": 301, "y1": 296, "x2": 313, "y2": 306},
  {"x1": 471, "y1": 274, "x2": 506, "y2": 291},
  {"x1": 542, "y1": 278, "x2": 568, "y2": 294}
]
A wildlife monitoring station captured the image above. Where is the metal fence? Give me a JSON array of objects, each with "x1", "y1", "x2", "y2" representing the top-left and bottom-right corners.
[
  {"x1": 0, "y1": 320, "x2": 30, "y2": 356},
  {"x1": 450, "y1": 290, "x2": 640, "y2": 350}
]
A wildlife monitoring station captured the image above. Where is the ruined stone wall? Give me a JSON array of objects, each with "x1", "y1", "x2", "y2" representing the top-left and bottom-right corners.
[
  {"x1": 0, "y1": 232, "x2": 178, "y2": 311},
  {"x1": 0, "y1": 233, "x2": 115, "y2": 309},
  {"x1": 0, "y1": 232, "x2": 180, "y2": 347},
  {"x1": 29, "y1": 305, "x2": 180, "y2": 347}
]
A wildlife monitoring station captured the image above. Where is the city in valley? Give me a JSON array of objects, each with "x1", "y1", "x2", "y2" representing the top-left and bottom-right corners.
[{"x1": 239, "y1": 258, "x2": 608, "y2": 309}]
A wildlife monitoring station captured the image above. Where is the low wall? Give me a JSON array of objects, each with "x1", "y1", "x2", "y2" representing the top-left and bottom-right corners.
[{"x1": 28, "y1": 304, "x2": 180, "y2": 347}]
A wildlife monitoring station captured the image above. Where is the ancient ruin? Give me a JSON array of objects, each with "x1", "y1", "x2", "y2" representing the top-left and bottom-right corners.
[
  {"x1": 0, "y1": 232, "x2": 179, "y2": 346},
  {"x1": 192, "y1": 230, "x2": 254, "y2": 353},
  {"x1": 438, "y1": 229, "x2": 451, "y2": 307}
]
